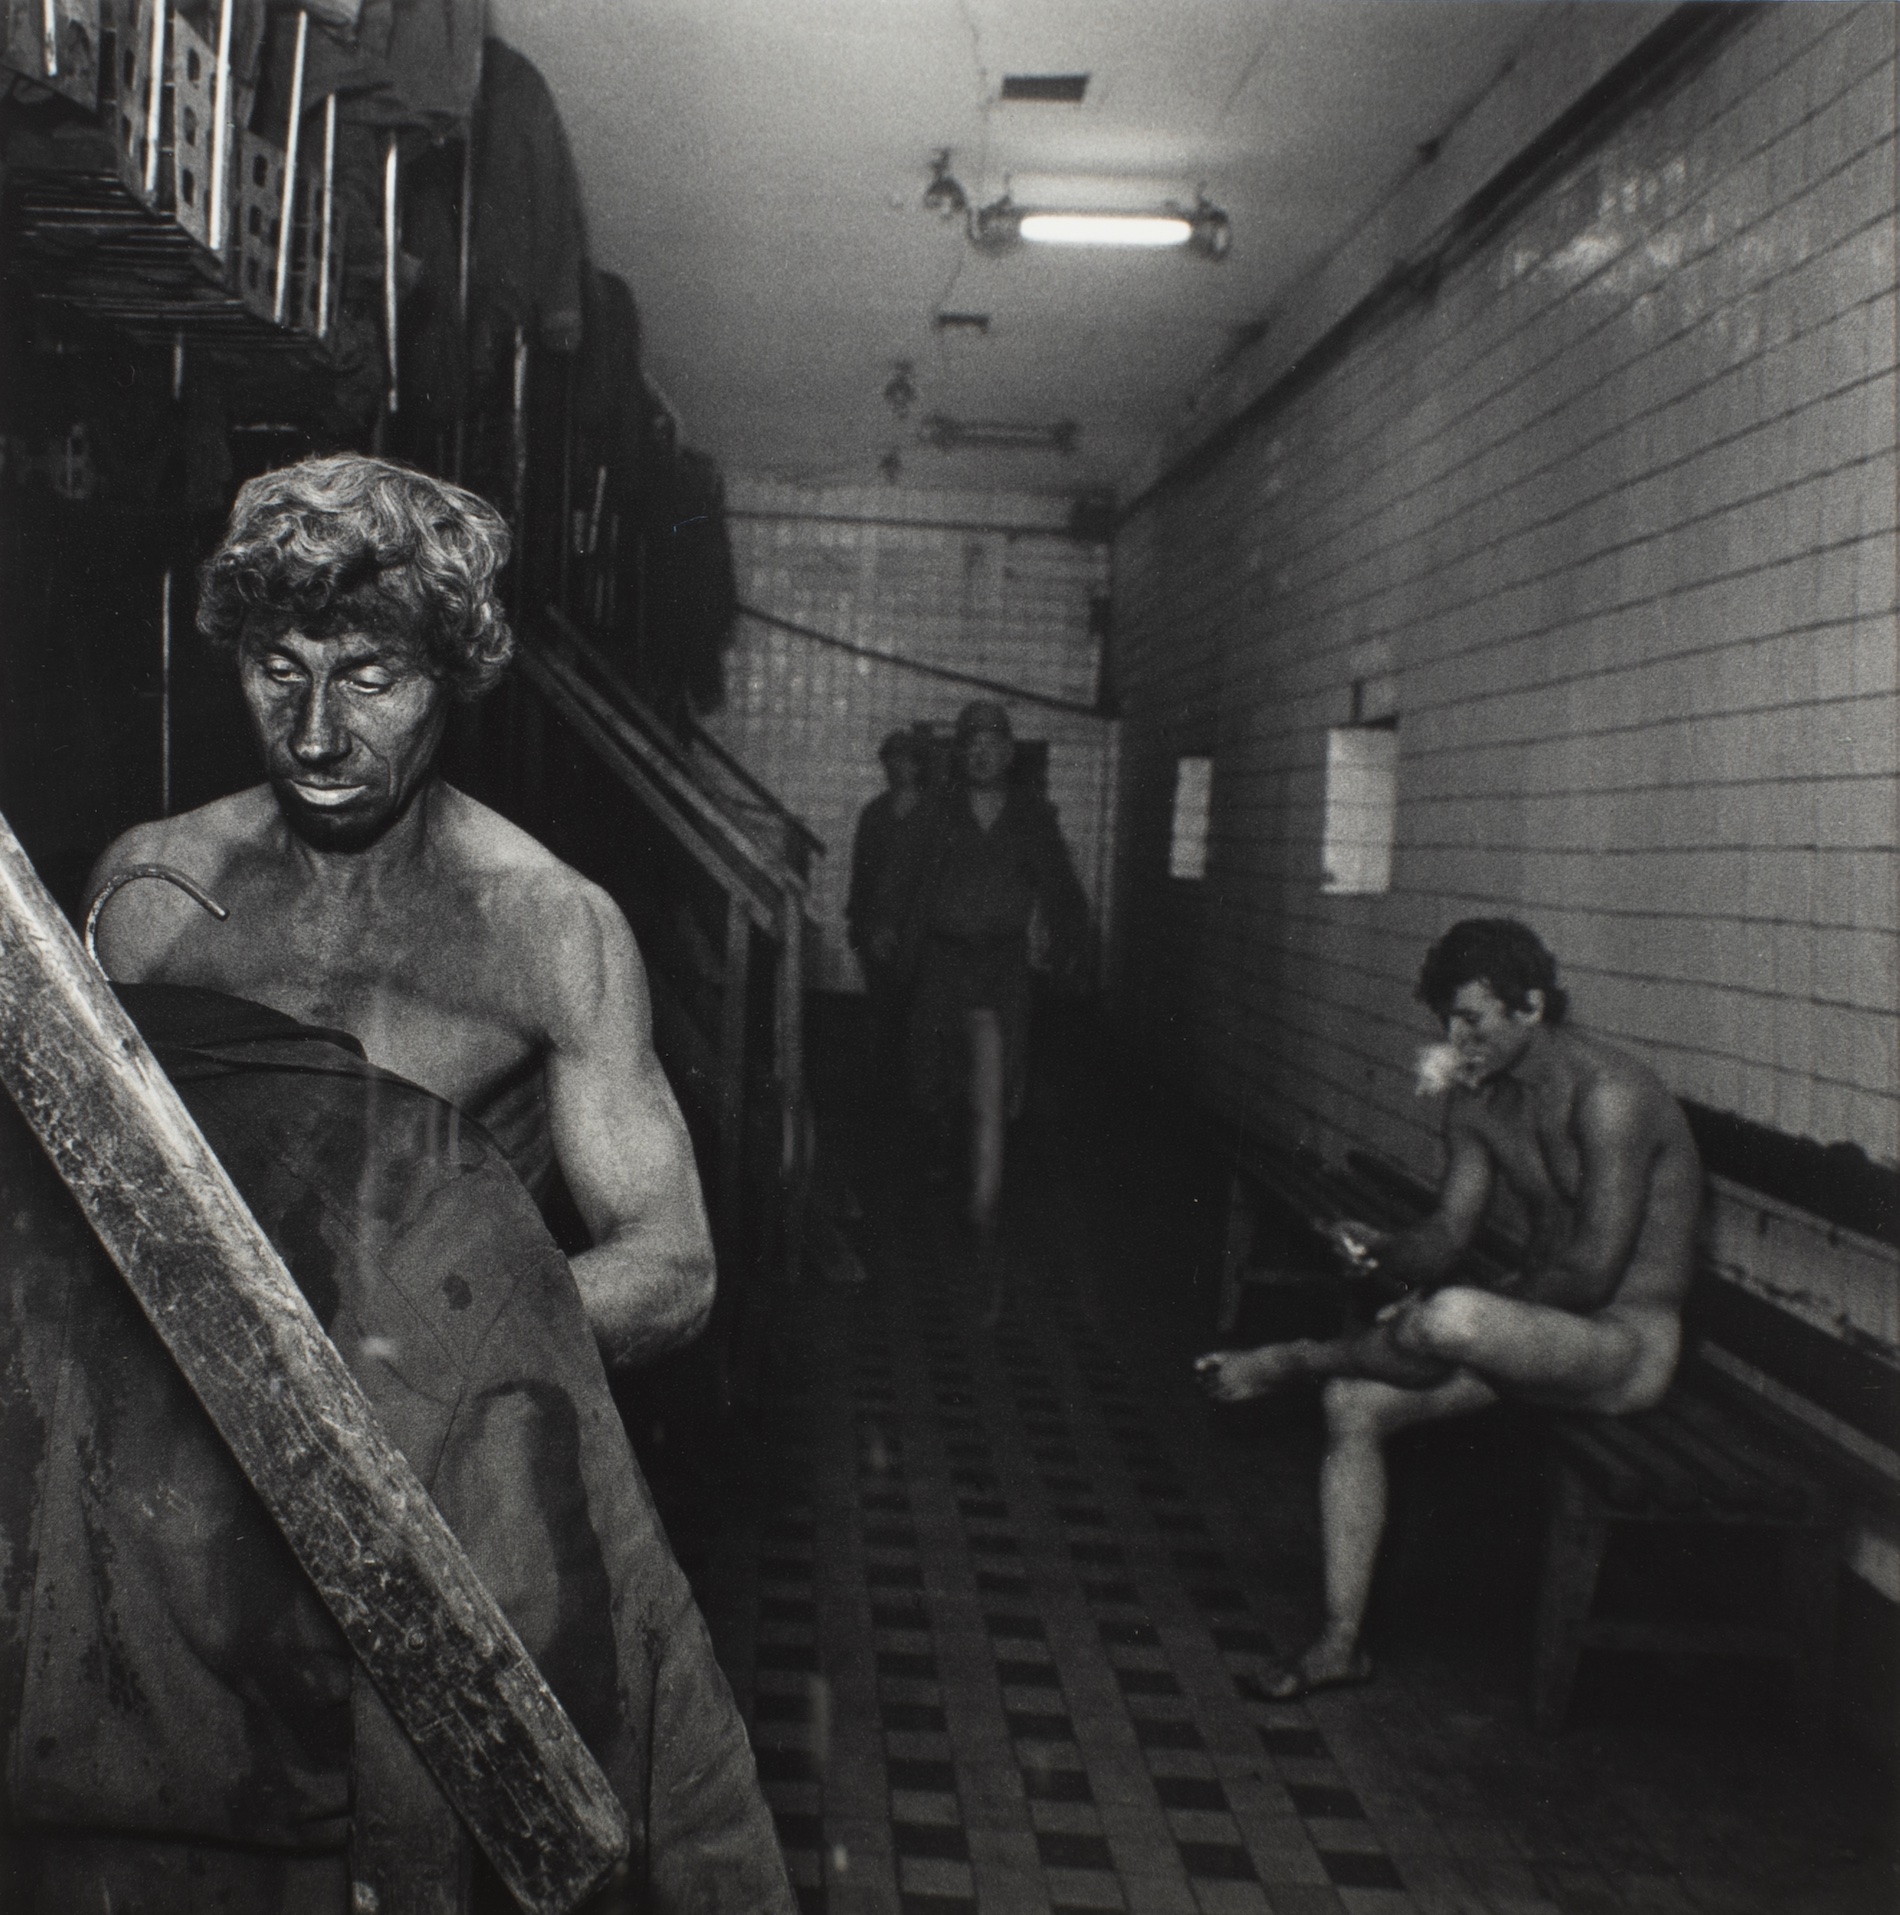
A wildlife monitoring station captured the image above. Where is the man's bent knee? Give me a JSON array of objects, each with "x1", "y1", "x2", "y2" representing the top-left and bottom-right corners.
[{"x1": 1392, "y1": 1286, "x2": 1494, "y2": 1364}]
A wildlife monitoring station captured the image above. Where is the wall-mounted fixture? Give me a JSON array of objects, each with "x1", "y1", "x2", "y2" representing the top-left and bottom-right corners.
[
  {"x1": 919, "y1": 414, "x2": 1077, "y2": 454},
  {"x1": 1323, "y1": 645, "x2": 1401, "y2": 895},
  {"x1": 883, "y1": 359, "x2": 917, "y2": 417},
  {"x1": 922, "y1": 151, "x2": 969, "y2": 223},
  {"x1": 1321, "y1": 725, "x2": 1398, "y2": 895}
]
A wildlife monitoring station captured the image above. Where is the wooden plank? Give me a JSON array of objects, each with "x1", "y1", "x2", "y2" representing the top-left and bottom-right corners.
[
  {"x1": 533, "y1": 632, "x2": 798, "y2": 902},
  {"x1": 1545, "y1": 1422, "x2": 1661, "y2": 1513},
  {"x1": 1344, "y1": 1148, "x2": 1522, "y2": 1281},
  {"x1": 518, "y1": 645, "x2": 777, "y2": 930},
  {"x1": 1670, "y1": 1371, "x2": 1846, "y2": 1516},
  {"x1": 1631, "y1": 1402, "x2": 1807, "y2": 1520},
  {"x1": 1230, "y1": 1138, "x2": 1356, "y2": 1234},
  {"x1": 0, "y1": 810, "x2": 627, "y2": 1914},
  {"x1": 719, "y1": 890, "x2": 750, "y2": 1218},
  {"x1": 1691, "y1": 1275, "x2": 1900, "y2": 1454},
  {"x1": 1562, "y1": 1416, "x2": 1708, "y2": 1514},
  {"x1": 776, "y1": 900, "x2": 810, "y2": 1285}
]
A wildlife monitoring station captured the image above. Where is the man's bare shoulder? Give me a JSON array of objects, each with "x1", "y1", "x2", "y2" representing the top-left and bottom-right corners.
[
  {"x1": 434, "y1": 786, "x2": 618, "y2": 916},
  {"x1": 88, "y1": 787, "x2": 280, "y2": 894},
  {"x1": 1564, "y1": 1029, "x2": 1692, "y2": 1135},
  {"x1": 86, "y1": 789, "x2": 282, "y2": 975},
  {"x1": 434, "y1": 788, "x2": 644, "y2": 1019}
]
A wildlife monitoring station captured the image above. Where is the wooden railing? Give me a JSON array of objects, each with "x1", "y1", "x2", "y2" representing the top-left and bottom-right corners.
[{"x1": 471, "y1": 608, "x2": 815, "y2": 1354}]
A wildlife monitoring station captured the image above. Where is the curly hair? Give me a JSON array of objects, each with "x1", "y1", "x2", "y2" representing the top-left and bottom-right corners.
[
  {"x1": 1415, "y1": 918, "x2": 1569, "y2": 1026},
  {"x1": 197, "y1": 454, "x2": 514, "y2": 699}
]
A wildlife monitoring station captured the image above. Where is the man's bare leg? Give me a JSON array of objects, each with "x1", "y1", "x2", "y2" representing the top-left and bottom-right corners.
[
  {"x1": 1196, "y1": 1284, "x2": 1676, "y2": 1414},
  {"x1": 965, "y1": 1008, "x2": 1008, "y2": 1321},
  {"x1": 1196, "y1": 1315, "x2": 1454, "y2": 1400},
  {"x1": 1204, "y1": 1290, "x2": 1678, "y2": 1695},
  {"x1": 965, "y1": 1008, "x2": 1006, "y2": 1234},
  {"x1": 1276, "y1": 1372, "x2": 1498, "y2": 1693}
]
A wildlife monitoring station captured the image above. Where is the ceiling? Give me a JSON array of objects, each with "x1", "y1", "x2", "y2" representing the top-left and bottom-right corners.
[{"x1": 488, "y1": 0, "x2": 1555, "y2": 501}]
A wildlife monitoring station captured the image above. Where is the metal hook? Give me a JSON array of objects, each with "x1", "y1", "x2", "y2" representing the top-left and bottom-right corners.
[{"x1": 85, "y1": 865, "x2": 230, "y2": 970}]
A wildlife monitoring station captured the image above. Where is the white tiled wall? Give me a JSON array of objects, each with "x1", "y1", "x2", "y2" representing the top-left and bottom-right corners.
[
  {"x1": 1106, "y1": 0, "x2": 1900, "y2": 1511},
  {"x1": 707, "y1": 480, "x2": 1116, "y2": 991},
  {"x1": 1110, "y1": 4, "x2": 1897, "y2": 1190}
]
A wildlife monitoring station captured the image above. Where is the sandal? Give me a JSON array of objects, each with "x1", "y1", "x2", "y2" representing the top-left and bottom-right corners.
[{"x1": 1236, "y1": 1652, "x2": 1374, "y2": 1702}]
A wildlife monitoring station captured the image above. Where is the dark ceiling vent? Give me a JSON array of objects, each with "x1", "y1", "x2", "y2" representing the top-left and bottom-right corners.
[
  {"x1": 1000, "y1": 73, "x2": 1088, "y2": 103},
  {"x1": 934, "y1": 311, "x2": 991, "y2": 333}
]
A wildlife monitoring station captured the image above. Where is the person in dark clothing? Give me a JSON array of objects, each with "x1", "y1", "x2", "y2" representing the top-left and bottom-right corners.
[
  {"x1": 24, "y1": 452, "x2": 783, "y2": 1904},
  {"x1": 893, "y1": 703, "x2": 1089, "y2": 1306},
  {"x1": 847, "y1": 728, "x2": 927, "y2": 1088},
  {"x1": 0, "y1": 985, "x2": 794, "y2": 1913}
]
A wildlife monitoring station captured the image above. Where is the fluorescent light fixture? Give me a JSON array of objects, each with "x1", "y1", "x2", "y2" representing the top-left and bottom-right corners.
[
  {"x1": 920, "y1": 414, "x2": 1078, "y2": 454},
  {"x1": 1019, "y1": 212, "x2": 1192, "y2": 248},
  {"x1": 968, "y1": 186, "x2": 1231, "y2": 259}
]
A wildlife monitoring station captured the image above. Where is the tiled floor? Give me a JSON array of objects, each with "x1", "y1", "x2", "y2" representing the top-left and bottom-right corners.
[{"x1": 667, "y1": 1017, "x2": 1894, "y2": 1915}]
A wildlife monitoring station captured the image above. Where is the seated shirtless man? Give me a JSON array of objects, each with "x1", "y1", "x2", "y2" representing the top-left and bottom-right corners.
[
  {"x1": 87, "y1": 452, "x2": 713, "y2": 1369},
  {"x1": 1195, "y1": 919, "x2": 1701, "y2": 1699}
]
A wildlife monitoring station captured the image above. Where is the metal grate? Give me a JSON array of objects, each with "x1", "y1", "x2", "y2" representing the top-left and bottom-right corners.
[
  {"x1": 8, "y1": 7, "x2": 337, "y2": 362},
  {"x1": 8, "y1": 169, "x2": 334, "y2": 357}
]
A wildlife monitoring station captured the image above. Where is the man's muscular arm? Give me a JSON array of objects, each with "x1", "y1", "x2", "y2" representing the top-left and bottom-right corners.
[
  {"x1": 1350, "y1": 1114, "x2": 1495, "y2": 1290},
  {"x1": 542, "y1": 884, "x2": 715, "y2": 1368},
  {"x1": 1196, "y1": 1104, "x2": 1500, "y2": 1402},
  {"x1": 1515, "y1": 1078, "x2": 1655, "y2": 1313}
]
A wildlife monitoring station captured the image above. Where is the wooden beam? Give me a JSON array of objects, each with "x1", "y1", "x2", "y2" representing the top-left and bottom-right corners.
[
  {"x1": 719, "y1": 889, "x2": 750, "y2": 1217},
  {"x1": 316, "y1": 93, "x2": 336, "y2": 337},
  {"x1": 0, "y1": 809, "x2": 628, "y2": 1914}
]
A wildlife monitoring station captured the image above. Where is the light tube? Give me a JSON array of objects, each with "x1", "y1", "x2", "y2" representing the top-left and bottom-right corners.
[{"x1": 1018, "y1": 212, "x2": 1192, "y2": 248}]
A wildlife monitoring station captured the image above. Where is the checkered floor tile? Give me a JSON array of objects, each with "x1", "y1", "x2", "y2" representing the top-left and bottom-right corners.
[{"x1": 669, "y1": 1051, "x2": 1893, "y2": 1915}]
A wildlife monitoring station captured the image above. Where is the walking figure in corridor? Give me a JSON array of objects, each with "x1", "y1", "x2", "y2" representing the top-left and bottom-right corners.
[{"x1": 888, "y1": 702, "x2": 1089, "y2": 1319}]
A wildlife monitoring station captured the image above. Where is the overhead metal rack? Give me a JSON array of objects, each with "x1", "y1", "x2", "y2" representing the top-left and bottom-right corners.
[
  {"x1": 8, "y1": 166, "x2": 331, "y2": 362},
  {"x1": 4, "y1": 1, "x2": 339, "y2": 368}
]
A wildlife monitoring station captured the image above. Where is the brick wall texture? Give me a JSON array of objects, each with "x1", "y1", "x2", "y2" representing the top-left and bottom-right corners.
[
  {"x1": 708, "y1": 480, "x2": 1115, "y2": 991},
  {"x1": 1108, "y1": 5, "x2": 1898, "y2": 1194}
]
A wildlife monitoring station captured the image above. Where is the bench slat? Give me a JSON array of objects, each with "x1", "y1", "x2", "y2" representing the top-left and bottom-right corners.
[
  {"x1": 1691, "y1": 1277, "x2": 1900, "y2": 1456},
  {"x1": 1629, "y1": 1404, "x2": 1808, "y2": 1520},
  {"x1": 1662, "y1": 1384, "x2": 1839, "y2": 1519},
  {"x1": 1545, "y1": 1419, "x2": 1661, "y2": 1513},
  {"x1": 1550, "y1": 1416, "x2": 1711, "y2": 1513}
]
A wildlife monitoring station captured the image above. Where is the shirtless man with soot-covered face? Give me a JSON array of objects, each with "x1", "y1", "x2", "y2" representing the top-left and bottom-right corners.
[
  {"x1": 1195, "y1": 918, "x2": 1702, "y2": 1701},
  {"x1": 86, "y1": 452, "x2": 713, "y2": 1370}
]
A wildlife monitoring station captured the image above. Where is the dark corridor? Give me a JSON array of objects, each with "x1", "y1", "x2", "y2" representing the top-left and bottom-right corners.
[{"x1": 650, "y1": 1000, "x2": 1895, "y2": 1915}]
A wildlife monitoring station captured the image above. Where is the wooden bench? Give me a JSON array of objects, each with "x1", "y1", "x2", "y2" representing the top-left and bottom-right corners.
[
  {"x1": 1216, "y1": 1131, "x2": 1882, "y2": 1741},
  {"x1": 1531, "y1": 1356, "x2": 1841, "y2": 1740}
]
